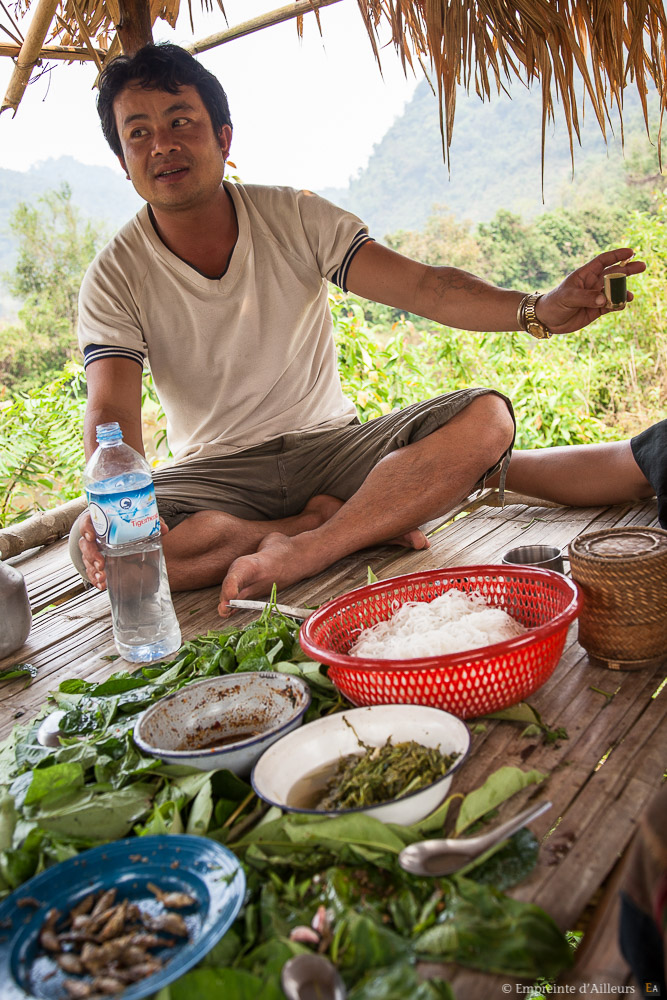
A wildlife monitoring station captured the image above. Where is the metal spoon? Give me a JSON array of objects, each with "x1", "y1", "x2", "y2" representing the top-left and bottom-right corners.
[
  {"x1": 281, "y1": 954, "x2": 347, "y2": 1000},
  {"x1": 398, "y1": 800, "x2": 552, "y2": 877}
]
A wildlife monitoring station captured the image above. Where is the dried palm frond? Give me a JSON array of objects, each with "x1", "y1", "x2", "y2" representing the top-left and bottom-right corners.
[{"x1": 357, "y1": 0, "x2": 667, "y2": 174}]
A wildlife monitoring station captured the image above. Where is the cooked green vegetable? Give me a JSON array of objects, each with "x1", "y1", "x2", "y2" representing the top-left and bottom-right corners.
[{"x1": 315, "y1": 737, "x2": 459, "y2": 811}]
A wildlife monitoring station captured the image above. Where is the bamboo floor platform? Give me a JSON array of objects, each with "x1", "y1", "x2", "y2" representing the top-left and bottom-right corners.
[{"x1": 1, "y1": 491, "x2": 665, "y2": 999}]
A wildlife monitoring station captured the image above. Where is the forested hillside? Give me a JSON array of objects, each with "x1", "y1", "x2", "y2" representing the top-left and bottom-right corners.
[
  {"x1": 0, "y1": 157, "x2": 141, "y2": 280},
  {"x1": 320, "y1": 79, "x2": 664, "y2": 238}
]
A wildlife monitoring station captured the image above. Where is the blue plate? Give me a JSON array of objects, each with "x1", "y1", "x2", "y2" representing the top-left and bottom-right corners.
[{"x1": 0, "y1": 834, "x2": 245, "y2": 1000}]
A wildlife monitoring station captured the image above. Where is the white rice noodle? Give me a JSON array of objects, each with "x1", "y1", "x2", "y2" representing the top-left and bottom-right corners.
[{"x1": 349, "y1": 588, "x2": 526, "y2": 659}]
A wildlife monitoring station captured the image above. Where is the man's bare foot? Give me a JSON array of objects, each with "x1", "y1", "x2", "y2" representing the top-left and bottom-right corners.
[
  {"x1": 158, "y1": 494, "x2": 343, "y2": 591},
  {"x1": 388, "y1": 527, "x2": 430, "y2": 550},
  {"x1": 301, "y1": 494, "x2": 344, "y2": 525},
  {"x1": 218, "y1": 533, "x2": 312, "y2": 614},
  {"x1": 217, "y1": 525, "x2": 429, "y2": 615}
]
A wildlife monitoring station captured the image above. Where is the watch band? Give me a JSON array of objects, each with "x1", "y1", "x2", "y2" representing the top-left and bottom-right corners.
[{"x1": 518, "y1": 292, "x2": 553, "y2": 340}]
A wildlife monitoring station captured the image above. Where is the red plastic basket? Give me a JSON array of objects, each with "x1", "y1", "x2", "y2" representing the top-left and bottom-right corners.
[{"x1": 300, "y1": 565, "x2": 582, "y2": 719}]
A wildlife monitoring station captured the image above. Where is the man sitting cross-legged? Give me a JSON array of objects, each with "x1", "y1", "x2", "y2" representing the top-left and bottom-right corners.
[{"x1": 72, "y1": 42, "x2": 655, "y2": 616}]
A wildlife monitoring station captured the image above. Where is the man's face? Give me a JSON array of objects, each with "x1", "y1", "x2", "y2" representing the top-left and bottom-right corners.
[{"x1": 113, "y1": 82, "x2": 232, "y2": 213}]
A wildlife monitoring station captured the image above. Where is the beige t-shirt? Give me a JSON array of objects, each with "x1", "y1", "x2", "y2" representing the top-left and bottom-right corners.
[{"x1": 78, "y1": 183, "x2": 372, "y2": 463}]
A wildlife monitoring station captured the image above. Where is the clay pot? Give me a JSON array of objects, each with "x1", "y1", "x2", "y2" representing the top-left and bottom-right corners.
[{"x1": 0, "y1": 560, "x2": 32, "y2": 658}]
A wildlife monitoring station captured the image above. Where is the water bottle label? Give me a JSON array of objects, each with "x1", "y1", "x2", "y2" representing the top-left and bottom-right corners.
[{"x1": 87, "y1": 484, "x2": 161, "y2": 545}]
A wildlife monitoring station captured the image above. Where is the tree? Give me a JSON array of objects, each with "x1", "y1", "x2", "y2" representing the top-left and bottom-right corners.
[
  {"x1": 0, "y1": 185, "x2": 106, "y2": 393},
  {"x1": 386, "y1": 205, "x2": 482, "y2": 271}
]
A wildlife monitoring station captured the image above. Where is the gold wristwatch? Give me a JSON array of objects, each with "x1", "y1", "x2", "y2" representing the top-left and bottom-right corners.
[{"x1": 518, "y1": 292, "x2": 553, "y2": 340}]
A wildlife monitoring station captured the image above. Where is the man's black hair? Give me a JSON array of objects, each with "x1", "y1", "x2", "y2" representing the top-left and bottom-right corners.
[{"x1": 97, "y1": 42, "x2": 232, "y2": 156}]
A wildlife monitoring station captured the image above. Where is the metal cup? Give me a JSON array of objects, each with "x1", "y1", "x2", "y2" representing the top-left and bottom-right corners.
[{"x1": 502, "y1": 544, "x2": 565, "y2": 574}]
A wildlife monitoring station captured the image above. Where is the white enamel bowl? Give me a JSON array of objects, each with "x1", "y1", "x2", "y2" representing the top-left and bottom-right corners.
[
  {"x1": 251, "y1": 704, "x2": 470, "y2": 826},
  {"x1": 134, "y1": 672, "x2": 311, "y2": 775}
]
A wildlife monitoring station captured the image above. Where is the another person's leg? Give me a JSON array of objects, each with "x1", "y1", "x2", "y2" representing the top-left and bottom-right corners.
[
  {"x1": 495, "y1": 439, "x2": 655, "y2": 506},
  {"x1": 218, "y1": 389, "x2": 515, "y2": 611}
]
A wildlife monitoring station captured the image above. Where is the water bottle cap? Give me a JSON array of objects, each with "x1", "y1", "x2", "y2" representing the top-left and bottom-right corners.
[{"x1": 96, "y1": 421, "x2": 123, "y2": 444}]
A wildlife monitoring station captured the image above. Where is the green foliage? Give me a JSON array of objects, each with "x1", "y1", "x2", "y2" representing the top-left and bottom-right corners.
[
  {"x1": 0, "y1": 364, "x2": 86, "y2": 528},
  {"x1": 387, "y1": 202, "x2": 638, "y2": 295},
  {"x1": 331, "y1": 290, "x2": 652, "y2": 449},
  {"x1": 386, "y1": 207, "x2": 481, "y2": 270},
  {"x1": 333, "y1": 295, "x2": 476, "y2": 423},
  {"x1": 476, "y1": 209, "x2": 564, "y2": 288},
  {"x1": 0, "y1": 184, "x2": 106, "y2": 393}
]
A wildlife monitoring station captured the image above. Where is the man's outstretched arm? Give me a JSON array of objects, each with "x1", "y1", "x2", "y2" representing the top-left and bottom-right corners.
[{"x1": 345, "y1": 241, "x2": 646, "y2": 336}]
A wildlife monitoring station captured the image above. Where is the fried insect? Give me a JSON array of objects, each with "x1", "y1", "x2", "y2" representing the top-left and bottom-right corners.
[
  {"x1": 90, "y1": 889, "x2": 116, "y2": 919},
  {"x1": 143, "y1": 911, "x2": 189, "y2": 937},
  {"x1": 39, "y1": 908, "x2": 62, "y2": 953},
  {"x1": 146, "y1": 883, "x2": 196, "y2": 909},
  {"x1": 63, "y1": 980, "x2": 94, "y2": 999},
  {"x1": 70, "y1": 894, "x2": 96, "y2": 919},
  {"x1": 35, "y1": 884, "x2": 190, "y2": 999},
  {"x1": 57, "y1": 953, "x2": 84, "y2": 975},
  {"x1": 89, "y1": 975, "x2": 125, "y2": 995},
  {"x1": 97, "y1": 899, "x2": 129, "y2": 941}
]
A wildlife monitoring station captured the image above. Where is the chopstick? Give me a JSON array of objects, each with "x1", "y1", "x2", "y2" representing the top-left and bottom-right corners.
[{"x1": 227, "y1": 599, "x2": 313, "y2": 620}]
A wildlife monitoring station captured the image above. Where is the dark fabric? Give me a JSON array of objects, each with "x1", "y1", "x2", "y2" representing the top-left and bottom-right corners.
[
  {"x1": 619, "y1": 890, "x2": 667, "y2": 995},
  {"x1": 631, "y1": 419, "x2": 667, "y2": 529}
]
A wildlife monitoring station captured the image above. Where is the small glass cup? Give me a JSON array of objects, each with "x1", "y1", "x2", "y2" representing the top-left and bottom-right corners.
[
  {"x1": 603, "y1": 272, "x2": 627, "y2": 311},
  {"x1": 502, "y1": 544, "x2": 565, "y2": 574}
]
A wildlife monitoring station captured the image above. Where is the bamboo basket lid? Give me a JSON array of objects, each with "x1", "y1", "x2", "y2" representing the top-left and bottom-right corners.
[{"x1": 569, "y1": 526, "x2": 667, "y2": 670}]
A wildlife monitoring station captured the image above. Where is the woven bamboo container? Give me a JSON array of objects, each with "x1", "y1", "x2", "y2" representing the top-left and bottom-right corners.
[{"x1": 568, "y1": 526, "x2": 667, "y2": 670}]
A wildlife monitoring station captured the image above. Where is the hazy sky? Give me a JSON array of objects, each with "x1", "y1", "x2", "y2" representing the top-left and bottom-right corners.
[{"x1": 0, "y1": 1, "x2": 419, "y2": 189}]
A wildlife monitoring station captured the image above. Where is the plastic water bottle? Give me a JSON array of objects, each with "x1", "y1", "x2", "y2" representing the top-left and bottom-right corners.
[{"x1": 83, "y1": 422, "x2": 181, "y2": 663}]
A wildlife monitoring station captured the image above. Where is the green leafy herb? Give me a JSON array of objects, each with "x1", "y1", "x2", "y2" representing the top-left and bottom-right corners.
[
  {"x1": 484, "y1": 702, "x2": 569, "y2": 745},
  {"x1": 589, "y1": 685, "x2": 619, "y2": 706},
  {"x1": 0, "y1": 663, "x2": 37, "y2": 685},
  {"x1": 312, "y1": 735, "x2": 459, "y2": 811}
]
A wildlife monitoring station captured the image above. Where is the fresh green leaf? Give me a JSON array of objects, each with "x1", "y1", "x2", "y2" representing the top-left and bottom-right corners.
[
  {"x1": 455, "y1": 767, "x2": 547, "y2": 835},
  {"x1": 413, "y1": 876, "x2": 572, "y2": 977},
  {"x1": 0, "y1": 663, "x2": 37, "y2": 685},
  {"x1": 349, "y1": 961, "x2": 454, "y2": 1000},
  {"x1": 24, "y1": 761, "x2": 84, "y2": 805}
]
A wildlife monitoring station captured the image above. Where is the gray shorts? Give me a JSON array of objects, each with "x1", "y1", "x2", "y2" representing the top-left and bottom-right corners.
[
  {"x1": 69, "y1": 387, "x2": 514, "y2": 578},
  {"x1": 152, "y1": 387, "x2": 515, "y2": 526}
]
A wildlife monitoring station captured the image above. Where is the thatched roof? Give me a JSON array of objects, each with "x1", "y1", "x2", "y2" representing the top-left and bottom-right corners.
[{"x1": 2, "y1": 0, "x2": 666, "y2": 167}]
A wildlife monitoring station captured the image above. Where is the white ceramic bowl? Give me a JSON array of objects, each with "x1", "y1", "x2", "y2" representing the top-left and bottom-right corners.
[
  {"x1": 134, "y1": 672, "x2": 311, "y2": 775},
  {"x1": 251, "y1": 704, "x2": 470, "y2": 825}
]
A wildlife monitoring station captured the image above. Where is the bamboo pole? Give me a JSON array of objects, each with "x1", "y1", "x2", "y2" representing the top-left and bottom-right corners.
[
  {"x1": 1, "y1": 0, "x2": 61, "y2": 115},
  {"x1": 187, "y1": 0, "x2": 343, "y2": 55},
  {"x1": 0, "y1": 42, "x2": 105, "y2": 59}
]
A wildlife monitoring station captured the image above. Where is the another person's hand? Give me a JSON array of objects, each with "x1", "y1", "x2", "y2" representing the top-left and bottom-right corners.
[
  {"x1": 78, "y1": 512, "x2": 169, "y2": 591},
  {"x1": 536, "y1": 247, "x2": 646, "y2": 335}
]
